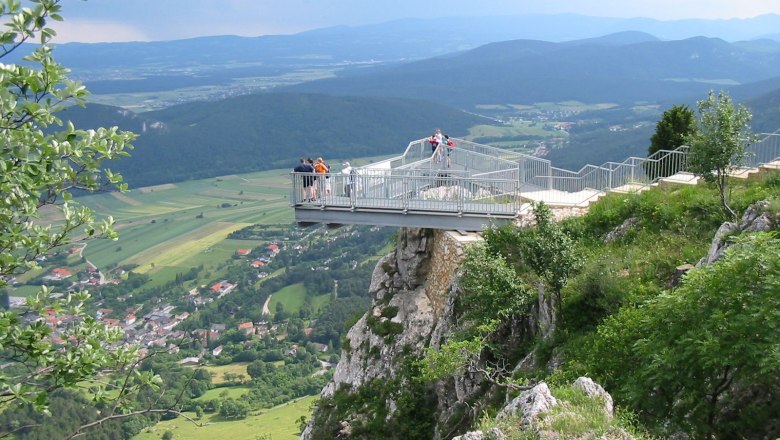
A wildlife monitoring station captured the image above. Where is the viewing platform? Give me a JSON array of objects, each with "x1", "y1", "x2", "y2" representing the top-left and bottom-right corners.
[{"x1": 291, "y1": 133, "x2": 780, "y2": 231}]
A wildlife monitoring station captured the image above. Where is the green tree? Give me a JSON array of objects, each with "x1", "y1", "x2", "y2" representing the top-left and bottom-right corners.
[
  {"x1": 646, "y1": 104, "x2": 696, "y2": 178},
  {"x1": 687, "y1": 90, "x2": 758, "y2": 218},
  {"x1": 649, "y1": 104, "x2": 696, "y2": 155},
  {"x1": 219, "y1": 398, "x2": 249, "y2": 419}
]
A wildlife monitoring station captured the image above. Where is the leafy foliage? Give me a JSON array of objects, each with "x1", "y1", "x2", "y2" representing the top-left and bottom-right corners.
[
  {"x1": 589, "y1": 233, "x2": 780, "y2": 438},
  {"x1": 0, "y1": 0, "x2": 140, "y2": 417}
]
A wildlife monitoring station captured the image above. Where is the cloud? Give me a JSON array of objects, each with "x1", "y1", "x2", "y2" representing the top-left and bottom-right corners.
[{"x1": 51, "y1": 20, "x2": 151, "y2": 43}]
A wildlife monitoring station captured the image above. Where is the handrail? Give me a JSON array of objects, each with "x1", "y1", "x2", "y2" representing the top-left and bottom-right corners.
[{"x1": 292, "y1": 131, "x2": 780, "y2": 219}]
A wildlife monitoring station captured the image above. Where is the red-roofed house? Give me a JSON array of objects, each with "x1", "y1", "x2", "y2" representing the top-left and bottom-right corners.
[
  {"x1": 51, "y1": 268, "x2": 72, "y2": 279},
  {"x1": 102, "y1": 318, "x2": 121, "y2": 328},
  {"x1": 267, "y1": 244, "x2": 280, "y2": 255},
  {"x1": 251, "y1": 260, "x2": 265, "y2": 268},
  {"x1": 235, "y1": 249, "x2": 251, "y2": 256},
  {"x1": 210, "y1": 281, "x2": 236, "y2": 297},
  {"x1": 238, "y1": 321, "x2": 255, "y2": 335}
]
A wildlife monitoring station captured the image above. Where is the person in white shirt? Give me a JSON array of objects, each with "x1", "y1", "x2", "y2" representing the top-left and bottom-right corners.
[{"x1": 342, "y1": 162, "x2": 356, "y2": 197}]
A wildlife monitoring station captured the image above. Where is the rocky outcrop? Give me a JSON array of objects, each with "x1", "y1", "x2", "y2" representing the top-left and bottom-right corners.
[
  {"x1": 303, "y1": 228, "x2": 484, "y2": 439},
  {"x1": 698, "y1": 201, "x2": 773, "y2": 266},
  {"x1": 573, "y1": 376, "x2": 614, "y2": 418},
  {"x1": 452, "y1": 428, "x2": 506, "y2": 440},
  {"x1": 498, "y1": 382, "x2": 558, "y2": 427},
  {"x1": 604, "y1": 217, "x2": 640, "y2": 243},
  {"x1": 455, "y1": 378, "x2": 629, "y2": 440},
  {"x1": 304, "y1": 227, "x2": 557, "y2": 440},
  {"x1": 319, "y1": 228, "x2": 477, "y2": 399}
]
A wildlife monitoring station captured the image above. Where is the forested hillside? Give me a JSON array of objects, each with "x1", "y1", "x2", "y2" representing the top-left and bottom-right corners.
[{"x1": 61, "y1": 94, "x2": 488, "y2": 187}]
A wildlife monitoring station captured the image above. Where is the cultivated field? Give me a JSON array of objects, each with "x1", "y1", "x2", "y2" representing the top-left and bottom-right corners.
[{"x1": 77, "y1": 169, "x2": 294, "y2": 285}]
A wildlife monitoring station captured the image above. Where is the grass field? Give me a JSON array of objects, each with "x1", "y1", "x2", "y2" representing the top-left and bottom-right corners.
[
  {"x1": 268, "y1": 283, "x2": 308, "y2": 314},
  {"x1": 133, "y1": 395, "x2": 317, "y2": 440},
  {"x1": 200, "y1": 363, "x2": 250, "y2": 385},
  {"x1": 194, "y1": 386, "x2": 252, "y2": 401}
]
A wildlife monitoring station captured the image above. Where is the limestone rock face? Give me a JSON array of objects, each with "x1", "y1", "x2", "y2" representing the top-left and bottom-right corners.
[
  {"x1": 604, "y1": 217, "x2": 640, "y2": 243},
  {"x1": 452, "y1": 428, "x2": 506, "y2": 440},
  {"x1": 498, "y1": 382, "x2": 558, "y2": 427},
  {"x1": 303, "y1": 227, "x2": 568, "y2": 440},
  {"x1": 573, "y1": 376, "x2": 614, "y2": 418},
  {"x1": 699, "y1": 200, "x2": 773, "y2": 266},
  {"x1": 304, "y1": 228, "x2": 481, "y2": 440},
  {"x1": 321, "y1": 228, "x2": 440, "y2": 398}
]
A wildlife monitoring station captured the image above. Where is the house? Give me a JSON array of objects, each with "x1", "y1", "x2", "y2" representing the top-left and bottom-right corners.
[
  {"x1": 251, "y1": 260, "x2": 264, "y2": 268},
  {"x1": 235, "y1": 248, "x2": 251, "y2": 256},
  {"x1": 209, "y1": 281, "x2": 236, "y2": 296},
  {"x1": 179, "y1": 357, "x2": 200, "y2": 366},
  {"x1": 102, "y1": 318, "x2": 121, "y2": 328},
  {"x1": 125, "y1": 314, "x2": 137, "y2": 325},
  {"x1": 238, "y1": 321, "x2": 255, "y2": 335},
  {"x1": 210, "y1": 323, "x2": 226, "y2": 332},
  {"x1": 212, "y1": 345, "x2": 224, "y2": 357},
  {"x1": 51, "y1": 268, "x2": 72, "y2": 280},
  {"x1": 266, "y1": 244, "x2": 280, "y2": 255}
]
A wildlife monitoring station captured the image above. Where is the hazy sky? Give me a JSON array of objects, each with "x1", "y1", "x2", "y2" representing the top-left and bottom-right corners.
[{"x1": 53, "y1": 0, "x2": 780, "y2": 43}]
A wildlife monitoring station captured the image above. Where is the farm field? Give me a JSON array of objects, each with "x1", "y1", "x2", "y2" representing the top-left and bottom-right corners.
[
  {"x1": 133, "y1": 395, "x2": 317, "y2": 440},
  {"x1": 77, "y1": 169, "x2": 295, "y2": 286},
  {"x1": 200, "y1": 363, "x2": 250, "y2": 385}
]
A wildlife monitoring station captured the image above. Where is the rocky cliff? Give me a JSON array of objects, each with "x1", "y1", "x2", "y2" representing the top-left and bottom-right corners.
[{"x1": 302, "y1": 227, "x2": 558, "y2": 439}]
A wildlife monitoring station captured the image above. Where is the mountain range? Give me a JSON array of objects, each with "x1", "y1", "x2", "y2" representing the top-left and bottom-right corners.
[
  {"x1": 287, "y1": 34, "x2": 780, "y2": 108},
  {"x1": 48, "y1": 16, "x2": 780, "y2": 187}
]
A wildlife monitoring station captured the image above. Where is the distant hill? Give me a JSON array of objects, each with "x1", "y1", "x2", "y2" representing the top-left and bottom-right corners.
[
  {"x1": 746, "y1": 86, "x2": 780, "y2": 134},
  {"x1": 6, "y1": 14, "x2": 767, "y2": 102},
  {"x1": 61, "y1": 94, "x2": 489, "y2": 187},
  {"x1": 286, "y1": 36, "x2": 780, "y2": 108},
  {"x1": 45, "y1": 14, "x2": 780, "y2": 70}
]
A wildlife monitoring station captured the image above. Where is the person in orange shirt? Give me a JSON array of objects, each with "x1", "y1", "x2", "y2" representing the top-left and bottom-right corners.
[{"x1": 314, "y1": 157, "x2": 328, "y2": 199}]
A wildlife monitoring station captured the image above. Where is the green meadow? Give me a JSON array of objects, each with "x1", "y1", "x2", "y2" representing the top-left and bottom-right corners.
[
  {"x1": 133, "y1": 395, "x2": 317, "y2": 440},
  {"x1": 77, "y1": 169, "x2": 295, "y2": 286}
]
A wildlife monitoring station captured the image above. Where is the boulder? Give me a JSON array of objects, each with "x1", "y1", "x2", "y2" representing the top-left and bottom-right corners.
[
  {"x1": 573, "y1": 376, "x2": 614, "y2": 418},
  {"x1": 498, "y1": 382, "x2": 557, "y2": 426}
]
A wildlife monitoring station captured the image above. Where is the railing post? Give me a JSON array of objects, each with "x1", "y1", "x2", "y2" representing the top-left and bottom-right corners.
[
  {"x1": 457, "y1": 175, "x2": 464, "y2": 214},
  {"x1": 402, "y1": 178, "x2": 409, "y2": 211},
  {"x1": 290, "y1": 172, "x2": 297, "y2": 205}
]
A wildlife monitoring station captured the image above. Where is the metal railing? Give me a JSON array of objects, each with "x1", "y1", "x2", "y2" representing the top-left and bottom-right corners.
[
  {"x1": 290, "y1": 169, "x2": 526, "y2": 215},
  {"x1": 292, "y1": 131, "x2": 780, "y2": 216}
]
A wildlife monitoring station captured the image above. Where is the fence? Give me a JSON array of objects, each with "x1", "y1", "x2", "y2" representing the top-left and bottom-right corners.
[{"x1": 292, "y1": 132, "x2": 780, "y2": 214}]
